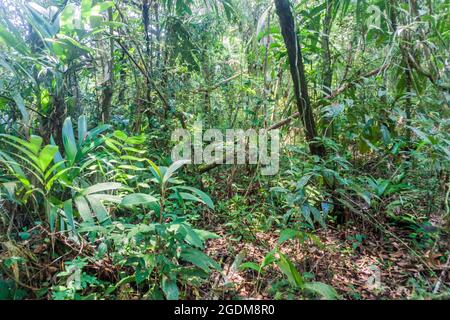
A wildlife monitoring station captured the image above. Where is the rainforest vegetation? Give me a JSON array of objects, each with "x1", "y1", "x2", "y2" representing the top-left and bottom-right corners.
[{"x1": 0, "y1": 0, "x2": 449, "y2": 300}]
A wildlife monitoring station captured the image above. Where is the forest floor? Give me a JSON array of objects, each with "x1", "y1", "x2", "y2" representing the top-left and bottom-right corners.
[
  {"x1": 204, "y1": 223, "x2": 448, "y2": 300},
  {"x1": 194, "y1": 165, "x2": 450, "y2": 300}
]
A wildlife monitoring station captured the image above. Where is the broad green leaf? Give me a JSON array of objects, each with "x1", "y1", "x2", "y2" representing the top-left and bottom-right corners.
[
  {"x1": 147, "y1": 159, "x2": 162, "y2": 182},
  {"x1": 0, "y1": 134, "x2": 43, "y2": 155},
  {"x1": 81, "y1": 0, "x2": 93, "y2": 20},
  {"x1": 92, "y1": 1, "x2": 114, "y2": 13},
  {"x1": 193, "y1": 229, "x2": 220, "y2": 240},
  {"x1": 162, "y1": 159, "x2": 190, "y2": 185},
  {"x1": 161, "y1": 276, "x2": 179, "y2": 300},
  {"x1": 45, "y1": 167, "x2": 72, "y2": 191},
  {"x1": 86, "y1": 195, "x2": 111, "y2": 225},
  {"x1": 12, "y1": 92, "x2": 28, "y2": 123},
  {"x1": 121, "y1": 193, "x2": 158, "y2": 206},
  {"x1": 0, "y1": 26, "x2": 30, "y2": 55},
  {"x1": 50, "y1": 135, "x2": 64, "y2": 165},
  {"x1": 86, "y1": 124, "x2": 111, "y2": 141},
  {"x1": 38, "y1": 145, "x2": 59, "y2": 172},
  {"x1": 278, "y1": 229, "x2": 302, "y2": 244},
  {"x1": 24, "y1": 2, "x2": 57, "y2": 40},
  {"x1": 276, "y1": 252, "x2": 304, "y2": 288},
  {"x1": 0, "y1": 150, "x2": 25, "y2": 178},
  {"x1": 97, "y1": 242, "x2": 108, "y2": 258},
  {"x1": 87, "y1": 194, "x2": 122, "y2": 204},
  {"x1": 239, "y1": 262, "x2": 261, "y2": 272},
  {"x1": 82, "y1": 182, "x2": 122, "y2": 195},
  {"x1": 172, "y1": 186, "x2": 214, "y2": 209},
  {"x1": 60, "y1": 3, "x2": 76, "y2": 30},
  {"x1": 304, "y1": 282, "x2": 341, "y2": 300},
  {"x1": 62, "y1": 117, "x2": 78, "y2": 164},
  {"x1": 105, "y1": 139, "x2": 121, "y2": 153},
  {"x1": 180, "y1": 248, "x2": 220, "y2": 272},
  {"x1": 63, "y1": 199, "x2": 75, "y2": 232},
  {"x1": 74, "y1": 196, "x2": 94, "y2": 224},
  {"x1": 169, "y1": 192, "x2": 205, "y2": 204},
  {"x1": 182, "y1": 225, "x2": 204, "y2": 249},
  {"x1": 78, "y1": 115, "x2": 88, "y2": 146},
  {"x1": 46, "y1": 202, "x2": 58, "y2": 233}
]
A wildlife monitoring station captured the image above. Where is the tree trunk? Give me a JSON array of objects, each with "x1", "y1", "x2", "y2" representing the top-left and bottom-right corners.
[
  {"x1": 100, "y1": 7, "x2": 114, "y2": 123},
  {"x1": 321, "y1": 0, "x2": 333, "y2": 98},
  {"x1": 321, "y1": 0, "x2": 334, "y2": 137},
  {"x1": 274, "y1": 0, "x2": 325, "y2": 157}
]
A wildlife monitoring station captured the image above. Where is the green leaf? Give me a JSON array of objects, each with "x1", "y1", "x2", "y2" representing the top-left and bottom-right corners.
[
  {"x1": 193, "y1": 229, "x2": 220, "y2": 241},
  {"x1": 183, "y1": 225, "x2": 204, "y2": 249},
  {"x1": 60, "y1": 3, "x2": 76, "y2": 30},
  {"x1": 304, "y1": 282, "x2": 341, "y2": 300},
  {"x1": 63, "y1": 199, "x2": 75, "y2": 232},
  {"x1": 278, "y1": 229, "x2": 302, "y2": 244},
  {"x1": 78, "y1": 115, "x2": 88, "y2": 147},
  {"x1": 162, "y1": 159, "x2": 190, "y2": 185},
  {"x1": 276, "y1": 252, "x2": 304, "y2": 288},
  {"x1": 121, "y1": 193, "x2": 158, "y2": 206},
  {"x1": 297, "y1": 174, "x2": 312, "y2": 189},
  {"x1": 38, "y1": 145, "x2": 59, "y2": 172},
  {"x1": 105, "y1": 139, "x2": 121, "y2": 154},
  {"x1": 18, "y1": 232, "x2": 31, "y2": 240},
  {"x1": 146, "y1": 159, "x2": 162, "y2": 182},
  {"x1": 180, "y1": 248, "x2": 220, "y2": 272},
  {"x1": 93, "y1": 1, "x2": 114, "y2": 13},
  {"x1": 86, "y1": 195, "x2": 111, "y2": 225},
  {"x1": 74, "y1": 196, "x2": 94, "y2": 224},
  {"x1": 0, "y1": 25, "x2": 30, "y2": 55},
  {"x1": 82, "y1": 182, "x2": 122, "y2": 195},
  {"x1": 81, "y1": 0, "x2": 93, "y2": 20},
  {"x1": 239, "y1": 262, "x2": 261, "y2": 272},
  {"x1": 46, "y1": 202, "x2": 58, "y2": 233},
  {"x1": 161, "y1": 276, "x2": 179, "y2": 300},
  {"x1": 172, "y1": 186, "x2": 214, "y2": 209},
  {"x1": 169, "y1": 192, "x2": 205, "y2": 205},
  {"x1": 0, "y1": 134, "x2": 42, "y2": 155},
  {"x1": 24, "y1": 2, "x2": 57, "y2": 40},
  {"x1": 301, "y1": 204, "x2": 314, "y2": 227},
  {"x1": 62, "y1": 117, "x2": 78, "y2": 164},
  {"x1": 12, "y1": 92, "x2": 29, "y2": 123},
  {"x1": 97, "y1": 243, "x2": 107, "y2": 258},
  {"x1": 85, "y1": 124, "x2": 111, "y2": 141}
]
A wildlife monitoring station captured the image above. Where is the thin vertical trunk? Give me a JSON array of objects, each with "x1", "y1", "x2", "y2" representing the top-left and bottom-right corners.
[
  {"x1": 321, "y1": 0, "x2": 333, "y2": 98},
  {"x1": 203, "y1": 54, "x2": 211, "y2": 114},
  {"x1": 321, "y1": 0, "x2": 333, "y2": 137},
  {"x1": 117, "y1": 52, "x2": 127, "y2": 105},
  {"x1": 143, "y1": 0, "x2": 150, "y2": 56},
  {"x1": 154, "y1": 1, "x2": 161, "y2": 68},
  {"x1": 100, "y1": 7, "x2": 114, "y2": 123},
  {"x1": 274, "y1": 0, "x2": 325, "y2": 157}
]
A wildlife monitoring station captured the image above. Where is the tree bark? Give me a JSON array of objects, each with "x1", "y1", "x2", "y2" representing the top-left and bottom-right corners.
[
  {"x1": 274, "y1": 0, "x2": 325, "y2": 157},
  {"x1": 100, "y1": 7, "x2": 114, "y2": 123},
  {"x1": 321, "y1": 0, "x2": 333, "y2": 98},
  {"x1": 321, "y1": 0, "x2": 334, "y2": 137}
]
